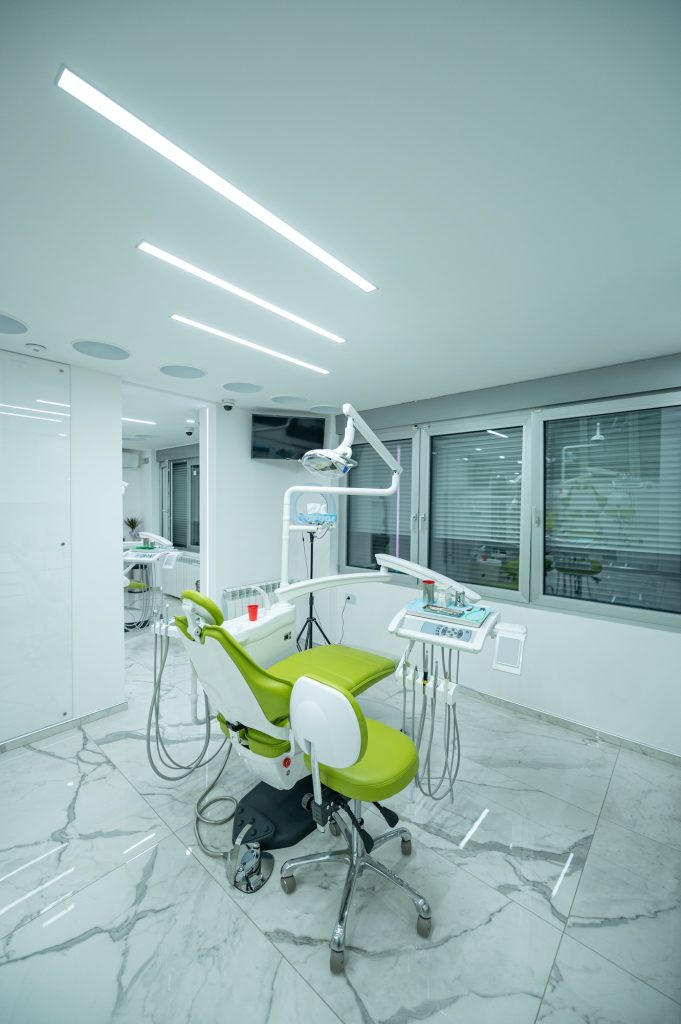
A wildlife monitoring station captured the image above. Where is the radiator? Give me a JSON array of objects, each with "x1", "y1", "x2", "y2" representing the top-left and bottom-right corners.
[
  {"x1": 161, "y1": 551, "x2": 201, "y2": 598},
  {"x1": 221, "y1": 579, "x2": 280, "y2": 619}
]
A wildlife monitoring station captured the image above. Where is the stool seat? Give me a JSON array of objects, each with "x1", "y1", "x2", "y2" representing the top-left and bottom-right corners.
[{"x1": 309, "y1": 719, "x2": 418, "y2": 803}]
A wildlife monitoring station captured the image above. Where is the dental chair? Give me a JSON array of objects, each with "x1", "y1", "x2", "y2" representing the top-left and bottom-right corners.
[
  {"x1": 280, "y1": 673, "x2": 431, "y2": 973},
  {"x1": 174, "y1": 590, "x2": 398, "y2": 887}
]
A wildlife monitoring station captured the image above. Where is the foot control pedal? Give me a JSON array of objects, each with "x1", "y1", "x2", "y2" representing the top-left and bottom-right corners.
[{"x1": 227, "y1": 824, "x2": 274, "y2": 893}]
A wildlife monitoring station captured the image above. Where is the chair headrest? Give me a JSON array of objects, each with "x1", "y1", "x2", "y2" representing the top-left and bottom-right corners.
[{"x1": 180, "y1": 590, "x2": 224, "y2": 627}]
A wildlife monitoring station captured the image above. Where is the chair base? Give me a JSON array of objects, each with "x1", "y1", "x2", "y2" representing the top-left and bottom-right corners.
[{"x1": 280, "y1": 801, "x2": 431, "y2": 972}]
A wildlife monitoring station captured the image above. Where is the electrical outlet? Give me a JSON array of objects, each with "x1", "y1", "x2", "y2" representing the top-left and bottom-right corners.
[{"x1": 344, "y1": 593, "x2": 356, "y2": 605}]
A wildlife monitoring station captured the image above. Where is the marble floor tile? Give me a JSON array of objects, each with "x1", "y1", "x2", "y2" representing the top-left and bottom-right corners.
[
  {"x1": 601, "y1": 747, "x2": 681, "y2": 851},
  {"x1": 0, "y1": 730, "x2": 168, "y2": 942},
  {"x1": 179, "y1": 817, "x2": 562, "y2": 1024},
  {"x1": 0, "y1": 833, "x2": 342, "y2": 1024},
  {"x1": 83, "y1": 720, "x2": 254, "y2": 833},
  {"x1": 414, "y1": 689, "x2": 619, "y2": 816},
  {"x1": 567, "y1": 818, "x2": 681, "y2": 1003},
  {"x1": 536, "y1": 934, "x2": 681, "y2": 1023},
  {"x1": 387, "y1": 756, "x2": 596, "y2": 928}
]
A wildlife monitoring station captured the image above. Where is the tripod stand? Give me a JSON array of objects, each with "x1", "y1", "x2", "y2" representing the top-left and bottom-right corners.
[{"x1": 296, "y1": 530, "x2": 331, "y2": 651}]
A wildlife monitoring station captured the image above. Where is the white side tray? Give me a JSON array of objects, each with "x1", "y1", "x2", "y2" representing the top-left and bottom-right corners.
[{"x1": 388, "y1": 606, "x2": 499, "y2": 653}]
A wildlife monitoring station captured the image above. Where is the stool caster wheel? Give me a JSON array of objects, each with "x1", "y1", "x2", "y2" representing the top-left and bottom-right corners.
[
  {"x1": 401, "y1": 838, "x2": 412, "y2": 855},
  {"x1": 330, "y1": 949, "x2": 345, "y2": 974},
  {"x1": 329, "y1": 820, "x2": 341, "y2": 838},
  {"x1": 280, "y1": 874, "x2": 296, "y2": 894},
  {"x1": 417, "y1": 915, "x2": 432, "y2": 938}
]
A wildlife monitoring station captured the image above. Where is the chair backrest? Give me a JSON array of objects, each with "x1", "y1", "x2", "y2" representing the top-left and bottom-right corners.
[
  {"x1": 175, "y1": 590, "x2": 293, "y2": 737},
  {"x1": 289, "y1": 675, "x2": 368, "y2": 769}
]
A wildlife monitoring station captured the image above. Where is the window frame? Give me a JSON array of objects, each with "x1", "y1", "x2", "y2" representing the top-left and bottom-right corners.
[
  {"x1": 420, "y1": 412, "x2": 533, "y2": 604},
  {"x1": 530, "y1": 391, "x2": 681, "y2": 629},
  {"x1": 340, "y1": 424, "x2": 420, "y2": 576},
  {"x1": 338, "y1": 390, "x2": 681, "y2": 629}
]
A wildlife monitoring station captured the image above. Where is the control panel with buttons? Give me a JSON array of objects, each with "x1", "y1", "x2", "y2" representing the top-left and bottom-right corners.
[{"x1": 421, "y1": 621, "x2": 473, "y2": 642}]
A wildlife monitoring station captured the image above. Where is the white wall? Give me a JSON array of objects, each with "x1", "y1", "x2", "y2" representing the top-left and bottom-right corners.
[
  {"x1": 122, "y1": 449, "x2": 154, "y2": 537},
  {"x1": 211, "y1": 408, "x2": 335, "y2": 628},
  {"x1": 71, "y1": 367, "x2": 125, "y2": 718},
  {"x1": 335, "y1": 579, "x2": 681, "y2": 757},
  {"x1": 123, "y1": 452, "x2": 153, "y2": 540}
]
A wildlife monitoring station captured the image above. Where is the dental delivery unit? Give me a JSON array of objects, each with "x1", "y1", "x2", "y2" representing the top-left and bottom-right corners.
[{"x1": 146, "y1": 403, "x2": 526, "y2": 972}]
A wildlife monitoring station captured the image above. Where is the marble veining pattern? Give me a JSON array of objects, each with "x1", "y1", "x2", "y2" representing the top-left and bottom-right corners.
[{"x1": 1, "y1": 625, "x2": 680, "y2": 1023}]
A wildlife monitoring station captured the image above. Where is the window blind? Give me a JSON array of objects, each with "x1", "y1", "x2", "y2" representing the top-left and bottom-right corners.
[
  {"x1": 171, "y1": 461, "x2": 189, "y2": 549},
  {"x1": 429, "y1": 427, "x2": 523, "y2": 590},
  {"x1": 346, "y1": 439, "x2": 412, "y2": 569},
  {"x1": 544, "y1": 406, "x2": 681, "y2": 613}
]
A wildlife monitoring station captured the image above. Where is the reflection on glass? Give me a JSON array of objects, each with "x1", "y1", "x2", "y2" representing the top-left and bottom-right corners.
[
  {"x1": 544, "y1": 407, "x2": 681, "y2": 613},
  {"x1": 429, "y1": 427, "x2": 523, "y2": 590},
  {"x1": 346, "y1": 440, "x2": 412, "y2": 569}
]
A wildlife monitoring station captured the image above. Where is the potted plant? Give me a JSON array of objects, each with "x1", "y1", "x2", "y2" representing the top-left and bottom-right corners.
[{"x1": 124, "y1": 516, "x2": 142, "y2": 540}]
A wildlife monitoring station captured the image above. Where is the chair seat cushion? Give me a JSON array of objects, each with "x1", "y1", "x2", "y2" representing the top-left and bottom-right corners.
[
  {"x1": 271, "y1": 645, "x2": 396, "y2": 697},
  {"x1": 309, "y1": 719, "x2": 418, "y2": 803}
]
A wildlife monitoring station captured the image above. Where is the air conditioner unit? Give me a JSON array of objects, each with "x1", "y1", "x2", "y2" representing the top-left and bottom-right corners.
[{"x1": 122, "y1": 449, "x2": 141, "y2": 469}]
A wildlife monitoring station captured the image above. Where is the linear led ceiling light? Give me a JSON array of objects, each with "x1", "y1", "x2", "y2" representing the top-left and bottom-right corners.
[
  {"x1": 122, "y1": 417, "x2": 157, "y2": 425},
  {"x1": 56, "y1": 68, "x2": 376, "y2": 292},
  {"x1": 487, "y1": 429, "x2": 508, "y2": 439},
  {"x1": 171, "y1": 315, "x2": 329, "y2": 375},
  {"x1": 138, "y1": 243, "x2": 345, "y2": 344},
  {"x1": 36, "y1": 400, "x2": 71, "y2": 408}
]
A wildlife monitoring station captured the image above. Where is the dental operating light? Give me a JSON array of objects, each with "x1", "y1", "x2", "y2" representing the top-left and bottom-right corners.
[
  {"x1": 300, "y1": 415, "x2": 358, "y2": 477},
  {"x1": 171, "y1": 315, "x2": 329, "y2": 375},
  {"x1": 56, "y1": 68, "x2": 377, "y2": 292},
  {"x1": 138, "y1": 243, "x2": 346, "y2": 344},
  {"x1": 281, "y1": 403, "x2": 401, "y2": 584}
]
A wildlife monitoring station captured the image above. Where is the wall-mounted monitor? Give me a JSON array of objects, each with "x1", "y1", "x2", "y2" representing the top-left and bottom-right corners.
[{"x1": 251, "y1": 414, "x2": 325, "y2": 461}]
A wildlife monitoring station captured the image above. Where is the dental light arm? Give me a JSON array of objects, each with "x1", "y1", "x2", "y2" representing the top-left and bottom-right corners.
[
  {"x1": 281, "y1": 404, "x2": 402, "y2": 586},
  {"x1": 276, "y1": 556, "x2": 482, "y2": 604},
  {"x1": 342, "y1": 404, "x2": 401, "y2": 476},
  {"x1": 376, "y1": 555, "x2": 482, "y2": 604}
]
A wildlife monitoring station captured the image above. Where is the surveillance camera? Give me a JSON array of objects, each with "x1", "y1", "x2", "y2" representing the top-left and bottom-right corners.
[
  {"x1": 185, "y1": 429, "x2": 194, "y2": 437},
  {"x1": 222, "y1": 400, "x2": 235, "y2": 412}
]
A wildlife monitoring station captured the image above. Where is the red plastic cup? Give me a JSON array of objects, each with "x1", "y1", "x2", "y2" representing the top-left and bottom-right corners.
[{"x1": 247, "y1": 604, "x2": 259, "y2": 621}]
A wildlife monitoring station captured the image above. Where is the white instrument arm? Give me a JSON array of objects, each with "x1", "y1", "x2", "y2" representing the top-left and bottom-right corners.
[{"x1": 375, "y1": 554, "x2": 481, "y2": 604}]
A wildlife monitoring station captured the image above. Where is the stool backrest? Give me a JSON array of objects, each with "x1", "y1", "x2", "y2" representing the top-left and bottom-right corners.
[{"x1": 289, "y1": 675, "x2": 368, "y2": 769}]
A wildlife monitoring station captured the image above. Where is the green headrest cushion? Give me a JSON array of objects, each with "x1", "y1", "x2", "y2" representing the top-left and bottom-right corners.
[{"x1": 180, "y1": 589, "x2": 224, "y2": 626}]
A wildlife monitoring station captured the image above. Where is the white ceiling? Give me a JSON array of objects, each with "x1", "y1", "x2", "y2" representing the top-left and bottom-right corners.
[{"x1": 2, "y1": 1, "x2": 681, "y2": 412}]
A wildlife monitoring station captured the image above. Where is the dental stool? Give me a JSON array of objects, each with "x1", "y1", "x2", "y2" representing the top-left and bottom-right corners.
[{"x1": 281, "y1": 675, "x2": 432, "y2": 973}]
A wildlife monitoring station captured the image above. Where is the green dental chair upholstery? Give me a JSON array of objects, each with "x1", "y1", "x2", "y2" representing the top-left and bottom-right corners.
[
  {"x1": 175, "y1": 589, "x2": 397, "y2": 763},
  {"x1": 281, "y1": 673, "x2": 432, "y2": 973}
]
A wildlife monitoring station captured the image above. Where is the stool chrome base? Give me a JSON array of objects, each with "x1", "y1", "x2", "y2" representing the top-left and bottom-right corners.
[{"x1": 280, "y1": 801, "x2": 432, "y2": 973}]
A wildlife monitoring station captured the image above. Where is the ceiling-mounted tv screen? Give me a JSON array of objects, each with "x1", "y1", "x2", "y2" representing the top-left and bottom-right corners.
[{"x1": 251, "y1": 414, "x2": 325, "y2": 461}]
